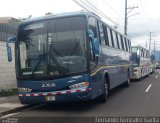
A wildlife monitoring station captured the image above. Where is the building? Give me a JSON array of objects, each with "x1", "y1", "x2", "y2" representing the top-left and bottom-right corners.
[
  {"x1": 0, "y1": 17, "x2": 20, "y2": 41},
  {"x1": 0, "y1": 17, "x2": 20, "y2": 91},
  {"x1": 0, "y1": 17, "x2": 20, "y2": 23}
]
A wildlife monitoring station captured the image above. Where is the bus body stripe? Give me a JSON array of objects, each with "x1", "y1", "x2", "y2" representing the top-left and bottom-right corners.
[
  {"x1": 18, "y1": 88, "x2": 91, "y2": 97},
  {"x1": 91, "y1": 64, "x2": 131, "y2": 76}
]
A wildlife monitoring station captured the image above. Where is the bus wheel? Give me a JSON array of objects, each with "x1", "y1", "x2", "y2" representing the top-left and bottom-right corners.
[{"x1": 97, "y1": 78, "x2": 109, "y2": 103}]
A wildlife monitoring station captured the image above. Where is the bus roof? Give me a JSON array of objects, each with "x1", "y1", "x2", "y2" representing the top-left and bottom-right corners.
[
  {"x1": 19, "y1": 11, "x2": 130, "y2": 40},
  {"x1": 132, "y1": 45, "x2": 149, "y2": 50},
  {"x1": 21, "y1": 11, "x2": 97, "y2": 24}
]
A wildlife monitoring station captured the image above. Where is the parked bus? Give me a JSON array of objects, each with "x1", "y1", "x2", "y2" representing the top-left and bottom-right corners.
[
  {"x1": 131, "y1": 46, "x2": 150, "y2": 80},
  {"x1": 7, "y1": 12, "x2": 132, "y2": 104}
]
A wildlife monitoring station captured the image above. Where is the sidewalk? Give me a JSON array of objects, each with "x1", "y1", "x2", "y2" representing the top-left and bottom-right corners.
[{"x1": 0, "y1": 95, "x2": 27, "y2": 115}]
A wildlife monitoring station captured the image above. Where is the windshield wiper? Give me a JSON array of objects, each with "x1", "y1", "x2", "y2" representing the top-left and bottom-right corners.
[
  {"x1": 31, "y1": 43, "x2": 46, "y2": 77},
  {"x1": 22, "y1": 38, "x2": 35, "y2": 47},
  {"x1": 31, "y1": 53, "x2": 46, "y2": 77}
]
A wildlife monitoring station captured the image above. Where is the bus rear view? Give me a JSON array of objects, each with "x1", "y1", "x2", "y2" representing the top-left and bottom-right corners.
[{"x1": 16, "y1": 14, "x2": 91, "y2": 104}]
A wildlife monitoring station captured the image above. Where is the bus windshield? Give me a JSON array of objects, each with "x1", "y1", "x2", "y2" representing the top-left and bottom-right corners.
[
  {"x1": 17, "y1": 16, "x2": 87, "y2": 79},
  {"x1": 131, "y1": 47, "x2": 139, "y2": 65}
]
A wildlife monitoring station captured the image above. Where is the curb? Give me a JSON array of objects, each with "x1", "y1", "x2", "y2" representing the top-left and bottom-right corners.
[
  {"x1": 0, "y1": 104, "x2": 31, "y2": 116},
  {"x1": 0, "y1": 88, "x2": 18, "y2": 97}
]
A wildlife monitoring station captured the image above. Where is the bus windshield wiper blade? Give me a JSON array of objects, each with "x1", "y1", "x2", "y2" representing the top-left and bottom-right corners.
[{"x1": 32, "y1": 53, "x2": 46, "y2": 77}]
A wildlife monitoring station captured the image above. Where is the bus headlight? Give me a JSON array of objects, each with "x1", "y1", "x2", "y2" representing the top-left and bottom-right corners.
[
  {"x1": 18, "y1": 88, "x2": 32, "y2": 92},
  {"x1": 69, "y1": 82, "x2": 89, "y2": 89}
]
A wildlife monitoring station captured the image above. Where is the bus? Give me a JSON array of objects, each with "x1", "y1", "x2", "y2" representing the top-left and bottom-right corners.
[
  {"x1": 7, "y1": 12, "x2": 132, "y2": 104},
  {"x1": 131, "y1": 46, "x2": 150, "y2": 80}
]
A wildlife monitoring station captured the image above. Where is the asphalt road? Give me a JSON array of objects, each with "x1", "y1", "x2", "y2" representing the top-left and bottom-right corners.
[{"x1": 2, "y1": 69, "x2": 160, "y2": 123}]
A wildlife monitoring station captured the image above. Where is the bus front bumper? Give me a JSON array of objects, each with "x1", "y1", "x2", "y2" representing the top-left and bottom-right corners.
[
  {"x1": 131, "y1": 67, "x2": 141, "y2": 79},
  {"x1": 18, "y1": 88, "x2": 91, "y2": 104}
]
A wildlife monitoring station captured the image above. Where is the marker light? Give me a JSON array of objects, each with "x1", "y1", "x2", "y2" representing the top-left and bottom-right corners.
[
  {"x1": 69, "y1": 82, "x2": 89, "y2": 89},
  {"x1": 18, "y1": 88, "x2": 32, "y2": 92}
]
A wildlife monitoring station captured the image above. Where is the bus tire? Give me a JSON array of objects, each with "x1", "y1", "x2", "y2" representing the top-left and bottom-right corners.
[{"x1": 97, "y1": 77, "x2": 109, "y2": 103}]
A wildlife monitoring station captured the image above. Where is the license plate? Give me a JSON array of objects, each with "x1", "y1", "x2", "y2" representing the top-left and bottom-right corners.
[{"x1": 45, "y1": 96, "x2": 55, "y2": 101}]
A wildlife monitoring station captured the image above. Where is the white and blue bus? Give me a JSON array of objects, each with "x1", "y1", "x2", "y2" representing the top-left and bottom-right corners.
[
  {"x1": 131, "y1": 46, "x2": 150, "y2": 80},
  {"x1": 7, "y1": 12, "x2": 132, "y2": 104}
]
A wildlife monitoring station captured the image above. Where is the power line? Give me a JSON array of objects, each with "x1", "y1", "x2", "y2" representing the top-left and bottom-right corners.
[
  {"x1": 101, "y1": 0, "x2": 124, "y2": 29},
  {"x1": 83, "y1": 0, "x2": 118, "y2": 25},
  {"x1": 102, "y1": 0, "x2": 122, "y2": 18},
  {"x1": 73, "y1": 0, "x2": 124, "y2": 30},
  {"x1": 139, "y1": 0, "x2": 151, "y2": 31},
  {"x1": 73, "y1": 0, "x2": 99, "y2": 14}
]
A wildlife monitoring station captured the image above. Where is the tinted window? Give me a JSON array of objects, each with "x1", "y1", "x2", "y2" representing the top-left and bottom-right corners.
[
  {"x1": 110, "y1": 29, "x2": 114, "y2": 47},
  {"x1": 88, "y1": 17, "x2": 97, "y2": 38},
  {"x1": 141, "y1": 48, "x2": 143, "y2": 57},
  {"x1": 18, "y1": 17, "x2": 87, "y2": 78},
  {"x1": 112, "y1": 31, "x2": 118, "y2": 48},
  {"x1": 124, "y1": 38, "x2": 128, "y2": 51},
  {"x1": 120, "y1": 35, "x2": 124, "y2": 50},
  {"x1": 128, "y1": 40, "x2": 131, "y2": 51},
  {"x1": 98, "y1": 22, "x2": 105, "y2": 45},
  {"x1": 103, "y1": 25, "x2": 109, "y2": 46},
  {"x1": 107, "y1": 27, "x2": 112, "y2": 47},
  {"x1": 116, "y1": 33, "x2": 120, "y2": 49},
  {"x1": 118, "y1": 34, "x2": 122, "y2": 49},
  {"x1": 50, "y1": 17, "x2": 86, "y2": 32},
  {"x1": 123, "y1": 37, "x2": 126, "y2": 50}
]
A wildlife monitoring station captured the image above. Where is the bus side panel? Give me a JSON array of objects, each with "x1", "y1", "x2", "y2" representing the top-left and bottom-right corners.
[{"x1": 98, "y1": 46, "x2": 131, "y2": 89}]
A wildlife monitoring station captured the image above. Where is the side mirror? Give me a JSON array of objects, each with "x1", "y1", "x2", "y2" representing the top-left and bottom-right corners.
[
  {"x1": 7, "y1": 44, "x2": 12, "y2": 62},
  {"x1": 8, "y1": 36, "x2": 17, "y2": 43},
  {"x1": 6, "y1": 36, "x2": 17, "y2": 62}
]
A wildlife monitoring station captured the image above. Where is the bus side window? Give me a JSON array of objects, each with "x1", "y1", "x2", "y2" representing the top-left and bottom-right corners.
[
  {"x1": 128, "y1": 40, "x2": 131, "y2": 51},
  {"x1": 88, "y1": 17, "x2": 98, "y2": 39},
  {"x1": 123, "y1": 37, "x2": 127, "y2": 51},
  {"x1": 116, "y1": 33, "x2": 120, "y2": 49},
  {"x1": 88, "y1": 17, "x2": 99, "y2": 66},
  {"x1": 124, "y1": 38, "x2": 128, "y2": 51},
  {"x1": 107, "y1": 27, "x2": 112, "y2": 47},
  {"x1": 118, "y1": 34, "x2": 122, "y2": 49},
  {"x1": 120, "y1": 35, "x2": 124, "y2": 50},
  {"x1": 141, "y1": 48, "x2": 143, "y2": 57},
  {"x1": 103, "y1": 25, "x2": 109, "y2": 46},
  {"x1": 112, "y1": 31, "x2": 118, "y2": 48},
  {"x1": 145, "y1": 50, "x2": 147, "y2": 58},
  {"x1": 110, "y1": 29, "x2": 114, "y2": 47},
  {"x1": 139, "y1": 47, "x2": 141, "y2": 57},
  {"x1": 98, "y1": 22, "x2": 105, "y2": 45}
]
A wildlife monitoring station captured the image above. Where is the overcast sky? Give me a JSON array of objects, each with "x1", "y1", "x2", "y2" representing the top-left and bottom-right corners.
[{"x1": 1, "y1": 0, "x2": 160, "y2": 50}]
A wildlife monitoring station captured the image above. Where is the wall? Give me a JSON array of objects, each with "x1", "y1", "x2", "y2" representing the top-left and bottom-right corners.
[{"x1": 0, "y1": 41, "x2": 16, "y2": 90}]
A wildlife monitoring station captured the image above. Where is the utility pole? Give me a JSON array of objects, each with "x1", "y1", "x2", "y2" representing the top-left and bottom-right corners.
[
  {"x1": 124, "y1": 0, "x2": 127, "y2": 36},
  {"x1": 154, "y1": 41, "x2": 156, "y2": 55},
  {"x1": 149, "y1": 32, "x2": 153, "y2": 51},
  {"x1": 124, "y1": 0, "x2": 138, "y2": 36}
]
